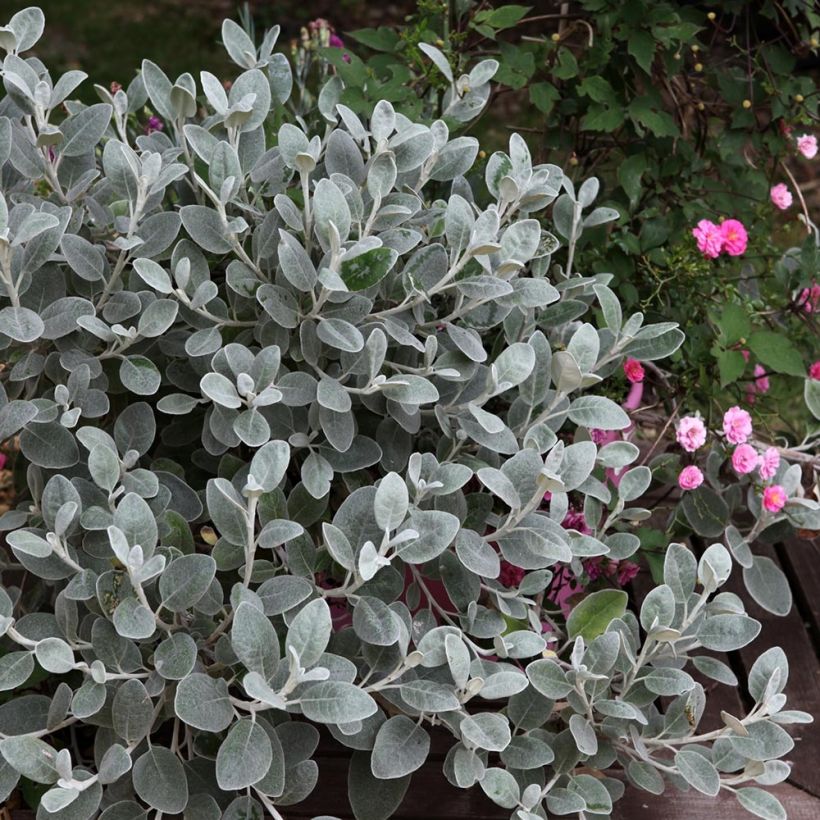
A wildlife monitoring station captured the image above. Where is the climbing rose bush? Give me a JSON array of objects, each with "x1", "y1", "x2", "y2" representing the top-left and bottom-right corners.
[{"x1": 0, "y1": 8, "x2": 817, "y2": 820}]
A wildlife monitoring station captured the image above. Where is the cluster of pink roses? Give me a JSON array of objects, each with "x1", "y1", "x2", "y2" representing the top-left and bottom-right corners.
[
  {"x1": 769, "y1": 133, "x2": 816, "y2": 209},
  {"x1": 675, "y1": 407, "x2": 789, "y2": 514},
  {"x1": 692, "y1": 218, "x2": 748, "y2": 259}
]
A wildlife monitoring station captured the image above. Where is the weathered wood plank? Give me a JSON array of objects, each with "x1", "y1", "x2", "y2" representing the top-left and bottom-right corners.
[
  {"x1": 278, "y1": 754, "x2": 820, "y2": 819},
  {"x1": 777, "y1": 535, "x2": 820, "y2": 641},
  {"x1": 7, "y1": 780, "x2": 820, "y2": 820},
  {"x1": 613, "y1": 782, "x2": 820, "y2": 820},
  {"x1": 728, "y1": 541, "x2": 820, "y2": 798}
]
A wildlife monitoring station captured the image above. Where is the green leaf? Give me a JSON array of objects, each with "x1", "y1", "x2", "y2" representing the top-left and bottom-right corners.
[
  {"x1": 628, "y1": 31, "x2": 656, "y2": 73},
  {"x1": 674, "y1": 749, "x2": 719, "y2": 796},
  {"x1": 717, "y1": 349, "x2": 746, "y2": 387},
  {"x1": 806, "y1": 377, "x2": 820, "y2": 420},
  {"x1": 347, "y1": 27, "x2": 401, "y2": 52},
  {"x1": 299, "y1": 681, "x2": 378, "y2": 724},
  {"x1": 371, "y1": 715, "x2": 430, "y2": 779},
  {"x1": 216, "y1": 719, "x2": 272, "y2": 791},
  {"x1": 717, "y1": 302, "x2": 751, "y2": 346},
  {"x1": 682, "y1": 486, "x2": 729, "y2": 538},
  {"x1": 473, "y1": 5, "x2": 532, "y2": 30},
  {"x1": 617, "y1": 154, "x2": 648, "y2": 205},
  {"x1": 529, "y1": 81, "x2": 559, "y2": 115},
  {"x1": 132, "y1": 747, "x2": 188, "y2": 813},
  {"x1": 628, "y1": 96, "x2": 679, "y2": 137},
  {"x1": 577, "y1": 76, "x2": 615, "y2": 103},
  {"x1": 159, "y1": 554, "x2": 216, "y2": 612},
  {"x1": 748, "y1": 331, "x2": 804, "y2": 376},
  {"x1": 566, "y1": 589, "x2": 628, "y2": 641},
  {"x1": 175, "y1": 673, "x2": 233, "y2": 732},
  {"x1": 736, "y1": 787, "x2": 786, "y2": 820},
  {"x1": 340, "y1": 247, "x2": 398, "y2": 291},
  {"x1": 581, "y1": 103, "x2": 625, "y2": 132},
  {"x1": 348, "y1": 750, "x2": 410, "y2": 820}
]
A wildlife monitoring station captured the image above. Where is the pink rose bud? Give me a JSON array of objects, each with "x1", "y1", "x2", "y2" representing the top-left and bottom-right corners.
[
  {"x1": 731, "y1": 443, "x2": 758, "y2": 474},
  {"x1": 722, "y1": 405, "x2": 752, "y2": 444},
  {"x1": 810, "y1": 360, "x2": 820, "y2": 381},
  {"x1": 719, "y1": 219, "x2": 748, "y2": 256},
  {"x1": 692, "y1": 219, "x2": 723, "y2": 259},
  {"x1": 678, "y1": 465, "x2": 704, "y2": 491},
  {"x1": 623, "y1": 358, "x2": 645, "y2": 384},
  {"x1": 762, "y1": 484, "x2": 787, "y2": 513},
  {"x1": 676, "y1": 415, "x2": 707, "y2": 453},
  {"x1": 796, "y1": 134, "x2": 818, "y2": 159},
  {"x1": 770, "y1": 183, "x2": 793, "y2": 210}
]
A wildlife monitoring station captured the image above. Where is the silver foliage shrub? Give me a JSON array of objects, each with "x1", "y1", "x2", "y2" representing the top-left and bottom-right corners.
[{"x1": 0, "y1": 8, "x2": 810, "y2": 820}]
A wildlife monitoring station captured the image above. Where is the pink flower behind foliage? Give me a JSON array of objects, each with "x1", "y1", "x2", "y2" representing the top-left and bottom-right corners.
[
  {"x1": 562, "y1": 508, "x2": 592, "y2": 535},
  {"x1": 589, "y1": 428, "x2": 613, "y2": 445},
  {"x1": 770, "y1": 183, "x2": 793, "y2": 210},
  {"x1": 676, "y1": 415, "x2": 707, "y2": 452},
  {"x1": 720, "y1": 219, "x2": 748, "y2": 256},
  {"x1": 762, "y1": 484, "x2": 787, "y2": 513},
  {"x1": 499, "y1": 560, "x2": 525, "y2": 588},
  {"x1": 692, "y1": 219, "x2": 723, "y2": 258},
  {"x1": 678, "y1": 465, "x2": 704, "y2": 491},
  {"x1": 723, "y1": 406, "x2": 752, "y2": 444},
  {"x1": 809, "y1": 360, "x2": 820, "y2": 380},
  {"x1": 617, "y1": 561, "x2": 640, "y2": 586},
  {"x1": 753, "y1": 364, "x2": 769, "y2": 393},
  {"x1": 796, "y1": 134, "x2": 818, "y2": 159},
  {"x1": 732, "y1": 443, "x2": 758, "y2": 474},
  {"x1": 623, "y1": 358, "x2": 645, "y2": 384},
  {"x1": 583, "y1": 557, "x2": 639, "y2": 587},
  {"x1": 145, "y1": 115, "x2": 163, "y2": 135},
  {"x1": 759, "y1": 447, "x2": 780, "y2": 481},
  {"x1": 0, "y1": 453, "x2": 6, "y2": 470},
  {"x1": 798, "y1": 283, "x2": 820, "y2": 313}
]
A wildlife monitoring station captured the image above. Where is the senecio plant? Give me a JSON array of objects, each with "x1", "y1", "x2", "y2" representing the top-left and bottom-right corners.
[{"x1": 0, "y1": 8, "x2": 812, "y2": 820}]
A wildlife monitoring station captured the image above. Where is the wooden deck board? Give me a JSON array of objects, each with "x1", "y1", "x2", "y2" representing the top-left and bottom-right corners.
[{"x1": 727, "y1": 541, "x2": 820, "y2": 798}]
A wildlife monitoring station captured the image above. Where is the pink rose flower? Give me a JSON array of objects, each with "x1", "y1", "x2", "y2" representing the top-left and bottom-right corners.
[
  {"x1": 731, "y1": 443, "x2": 758, "y2": 474},
  {"x1": 692, "y1": 219, "x2": 723, "y2": 258},
  {"x1": 753, "y1": 364, "x2": 769, "y2": 393},
  {"x1": 723, "y1": 406, "x2": 752, "y2": 444},
  {"x1": 758, "y1": 447, "x2": 780, "y2": 481},
  {"x1": 678, "y1": 465, "x2": 704, "y2": 491},
  {"x1": 810, "y1": 360, "x2": 820, "y2": 380},
  {"x1": 719, "y1": 219, "x2": 748, "y2": 256},
  {"x1": 796, "y1": 134, "x2": 818, "y2": 159},
  {"x1": 676, "y1": 415, "x2": 707, "y2": 452},
  {"x1": 762, "y1": 484, "x2": 787, "y2": 513},
  {"x1": 623, "y1": 358, "x2": 645, "y2": 384},
  {"x1": 770, "y1": 183, "x2": 793, "y2": 210}
]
